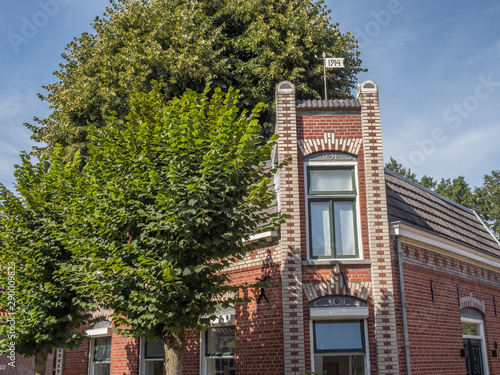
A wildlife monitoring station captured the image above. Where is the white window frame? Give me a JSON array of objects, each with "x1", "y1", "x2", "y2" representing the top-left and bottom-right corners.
[
  {"x1": 309, "y1": 318, "x2": 370, "y2": 375},
  {"x1": 462, "y1": 316, "x2": 489, "y2": 375},
  {"x1": 305, "y1": 159, "x2": 362, "y2": 261},
  {"x1": 140, "y1": 338, "x2": 164, "y2": 375},
  {"x1": 88, "y1": 336, "x2": 112, "y2": 375},
  {"x1": 200, "y1": 324, "x2": 236, "y2": 375},
  {"x1": 85, "y1": 323, "x2": 112, "y2": 375}
]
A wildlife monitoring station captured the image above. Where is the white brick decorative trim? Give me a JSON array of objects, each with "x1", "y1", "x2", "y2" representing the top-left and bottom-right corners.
[
  {"x1": 298, "y1": 132, "x2": 362, "y2": 156},
  {"x1": 460, "y1": 293, "x2": 486, "y2": 314},
  {"x1": 304, "y1": 275, "x2": 371, "y2": 302}
]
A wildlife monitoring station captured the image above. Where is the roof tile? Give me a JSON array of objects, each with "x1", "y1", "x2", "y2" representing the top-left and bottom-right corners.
[{"x1": 385, "y1": 169, "x2": 500, "y2": 257}]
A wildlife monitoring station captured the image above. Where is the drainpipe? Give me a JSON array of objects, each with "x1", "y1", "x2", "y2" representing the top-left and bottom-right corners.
[{"x1": 397, "y1": 236, "x2": 412, "y2": 375}]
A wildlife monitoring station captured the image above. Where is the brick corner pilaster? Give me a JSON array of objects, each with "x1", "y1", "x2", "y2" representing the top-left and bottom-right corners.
[
  {"x1": 357, "y1": 80, "x2": 401, "y2": 374},
  {"x1": 275, "y1": 81, "x2": 306, "y2": 374}
]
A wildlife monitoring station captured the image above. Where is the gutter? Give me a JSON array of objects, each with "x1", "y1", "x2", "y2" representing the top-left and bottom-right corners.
[{"x1": 397, "y1": 235, "x2": 412, "y2": 375}]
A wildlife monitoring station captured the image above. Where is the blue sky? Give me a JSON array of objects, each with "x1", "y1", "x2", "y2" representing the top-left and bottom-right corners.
[{"x1": 1, "y1": 0, "x2": 499, "y2": 192}]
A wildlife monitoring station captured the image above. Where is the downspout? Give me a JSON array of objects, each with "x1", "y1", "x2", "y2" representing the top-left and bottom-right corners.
[{"x1": 397, "y1": 235, "x2": 412, "y2": 375}]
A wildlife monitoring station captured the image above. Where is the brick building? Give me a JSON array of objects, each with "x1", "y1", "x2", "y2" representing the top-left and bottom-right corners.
[{"x1": 4, "y1": 80, "x2": 500, "y2": 375}]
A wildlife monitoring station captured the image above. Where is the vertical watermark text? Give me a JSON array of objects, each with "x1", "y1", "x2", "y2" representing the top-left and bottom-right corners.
[{"x1": 1, "y1": 262, "x2": 17, "y2": 370}]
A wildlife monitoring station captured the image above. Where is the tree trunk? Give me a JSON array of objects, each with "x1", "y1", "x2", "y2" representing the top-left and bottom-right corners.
[
  {"x1": 34, "y1": 347, "x2": 50, "y2": 375},
  {"x1": 163, "y1": 331, "x2": 185, "y2": 375}
]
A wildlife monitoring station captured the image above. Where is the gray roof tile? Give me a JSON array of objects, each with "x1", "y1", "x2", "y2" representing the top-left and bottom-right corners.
[
  {"x1": 296, "y1": 99, "x2": 360, "y2": 109},
  {"x1": 385, "y1": 169, "x2": 500, "y2": 257}
]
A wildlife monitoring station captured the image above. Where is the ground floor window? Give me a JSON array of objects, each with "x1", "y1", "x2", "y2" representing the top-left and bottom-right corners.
[
  {"x1": 461, "y1": 308, "x2": 489, "y2": 375},
  {"x1": 90, "y1": 337, "x2": 111, "y2": 375},
  {"x1": 203, "y1": 326, "x2": 236, "y2": 375},
  {"x1": 313, "y1": 320, "x2": 366, "y2": 375},
  {"x1": 141, "y1": 339, "x2": 164, "y2": 375}
]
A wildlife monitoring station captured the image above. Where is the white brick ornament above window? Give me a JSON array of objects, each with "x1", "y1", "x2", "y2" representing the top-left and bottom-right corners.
[{"x1": 298, "y1": 132, "x2": 362, "y2": 156}]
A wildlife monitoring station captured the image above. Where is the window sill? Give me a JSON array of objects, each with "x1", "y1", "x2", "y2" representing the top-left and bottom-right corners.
[{"x1": 302, "y1": 259, "x2": 371, "y2": 266}]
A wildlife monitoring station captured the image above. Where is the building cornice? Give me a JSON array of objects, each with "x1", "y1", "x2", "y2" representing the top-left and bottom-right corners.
[{"x1": 389, "y1": 221, "x2": 500, "y2": 272}]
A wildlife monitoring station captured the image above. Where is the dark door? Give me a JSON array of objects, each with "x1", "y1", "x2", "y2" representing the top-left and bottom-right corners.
[{"x1": 464, "y1": 339, "x2": 484, "y2": 375}]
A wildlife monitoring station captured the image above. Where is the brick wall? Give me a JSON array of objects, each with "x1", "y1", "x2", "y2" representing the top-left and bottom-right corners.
[
  {"x1": 63, "y1": 339, "x2": 89, "y2": 375},
  {"x1": 234, "y1": 265, "x2": 284, "y2": 374},
  {"x1": 0, "y1": 353, "x2": 34, "y2": 375},
  {"x1": 398, "y1": 239, "x2": 500, "y2": 375},
  {"x1": 109, "y1": 336, "x2": 139, "y2": 375},
  {"x1": 183, "y1": 262, "x2": 283, "y2": 375},
  {"x1": 184, "y1": 329, "x2": 200, "y2": 375}
]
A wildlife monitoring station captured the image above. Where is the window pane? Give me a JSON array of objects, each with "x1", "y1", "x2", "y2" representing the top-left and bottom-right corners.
[
  {"x1": 314, "y1": 354, "x2": 365, "y2": 375},
  {"x1": 314, "y1": 322, "x2": 363, "y2": 351},
  {"x1": 145, "y1": 360, "x2": 164, "y2": 375},
  {"x1": 310, "y1": 202, "x2": 331, "y2": 257},
  {"x1": 462, "y1": 322, "x2": 479, "y2": 336},
  {"x1": 207, "y1": 358, "x2": 236, "y2": 375},
  {"x1": 207, "y1": 327, "x2": 235, "y2": 356},
  {"x1": 310, "y1": 169, "x2": 353, "y2": 193},
  {"x1": 334, "y1": 202, "x2": 356, "y2": 256},
  {"x1": 93, "y1": 337, "x2": 111, "y2": 362},
  {"x1": 145, "y1": 340, "x2": 164, "y2": 359},
  {"x1": 93, "y1": 363, "x2": 110, "y2": 375}
]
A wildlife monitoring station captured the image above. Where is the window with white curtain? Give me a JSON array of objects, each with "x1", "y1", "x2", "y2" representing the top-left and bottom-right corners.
[
  {"x1": 307, "y1": 166, "x2": 358, "y2": 258},
  {"x1": 201, "y1": 326, "x2": 236, "y2": 375},
  {"x1": 90, "y1": 336, "x2": 111, "y2": 375}
]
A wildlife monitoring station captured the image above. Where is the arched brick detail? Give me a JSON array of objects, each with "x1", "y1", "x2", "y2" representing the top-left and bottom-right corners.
[
  {"x1": 304, "y1": 274, "x2": 371, "y2": 302},
  {"x1": 460, "y1": 293, "x2": 486, "y2": 314},
  {"x1": 298, "y1": 132, "x2": 362, "y2": 156},
  {"x1": 91, "y1": 307, "x2": 113, "y2": 320}
]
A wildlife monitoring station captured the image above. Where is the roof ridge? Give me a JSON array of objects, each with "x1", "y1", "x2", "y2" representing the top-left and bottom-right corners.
[
  {"x1": 296, "y1": 98, "x2": 361, "y2": 109},
  {"x1": 384, "y1": 168, "x2": 474, "y2": 214}
]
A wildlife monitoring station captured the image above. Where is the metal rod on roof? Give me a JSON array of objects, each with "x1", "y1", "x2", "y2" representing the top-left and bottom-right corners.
[
  {"x1": 322, "y1": 52, "x2": 328, "y2": 100},
  {"x1": 315, "y1": 52, "x2": 345, "y2": 100}
]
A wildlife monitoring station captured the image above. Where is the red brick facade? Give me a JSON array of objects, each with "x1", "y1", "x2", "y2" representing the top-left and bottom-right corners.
[{"x1": 10, "y1": 80, "x2": 500, "y2": 375}]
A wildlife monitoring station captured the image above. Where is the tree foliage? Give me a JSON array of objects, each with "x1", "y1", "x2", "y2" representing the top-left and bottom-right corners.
[
  {"x1": 0, "y1": 154, "x2": 92, "y2": 374},
  {"x1": 27, "y1": 0, "x2": 363, "y2": 159},
  {"x1": 475, "y1": 170, "x2": 500, "y2": 239},
  {"x1": 385, "y1": 157, "x2": 500, "y2": 240},
  {"x1": 37, "y1": 87, "x2": 282, "y2": 373},
  {"x1": 434, "y1": 176, "x2": 475, "y2": 208}
]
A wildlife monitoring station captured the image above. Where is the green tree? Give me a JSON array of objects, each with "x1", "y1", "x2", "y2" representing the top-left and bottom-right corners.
[
  {"x1": 58, "y1": 87, "x2": 284, "y2": 374},
  {"x1": 0, "y1": 154, "x2": 93, "y2": 375},
  {"x1": 27, "y1": 0, "x2": 363, "y2": 159},
  {"x1": 385, "y1": 157, "x2": 418, "y2": 182},
  {"x1": 419, "y1": 175, "x2": 437, "y2": 190},
  {"x1": 475, "y1": 170, "x2": 500, "y2": 239},
  {"x1": 435, "y1": 176, "x2": 475, "y2": 208}
]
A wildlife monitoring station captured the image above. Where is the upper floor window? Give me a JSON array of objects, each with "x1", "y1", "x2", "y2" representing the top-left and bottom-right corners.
[{"x1": 307, "y1": 166, "x2": 358, "y2": 259}]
